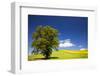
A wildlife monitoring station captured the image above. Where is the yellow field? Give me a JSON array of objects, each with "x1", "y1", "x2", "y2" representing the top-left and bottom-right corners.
[{"x1": 28, "y1": 50, "x2": 88, "y2": 61}]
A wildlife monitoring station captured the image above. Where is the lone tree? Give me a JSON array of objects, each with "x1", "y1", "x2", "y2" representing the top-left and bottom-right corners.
[{"x1": 31, "y1": 25, "x2": 59, "y2": 59}]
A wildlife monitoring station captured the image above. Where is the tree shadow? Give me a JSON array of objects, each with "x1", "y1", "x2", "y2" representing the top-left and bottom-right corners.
[{"x1": 33, "y1": 57, "x2": 59, "y2": 60}]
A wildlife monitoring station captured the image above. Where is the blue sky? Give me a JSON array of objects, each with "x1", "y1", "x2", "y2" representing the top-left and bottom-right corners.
[{"x1": 28, "y1": 15, "x2": 88, "y2": 54}]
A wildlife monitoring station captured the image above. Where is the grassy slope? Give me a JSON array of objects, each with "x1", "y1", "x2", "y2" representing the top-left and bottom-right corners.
[{"x1": 28, "y1": 50, "x2": 88, "y2": 61}]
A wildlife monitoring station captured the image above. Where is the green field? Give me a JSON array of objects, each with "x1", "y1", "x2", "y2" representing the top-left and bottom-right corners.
[{"x1": 28, "y1": 50, "x2": 88, "y2": 61}]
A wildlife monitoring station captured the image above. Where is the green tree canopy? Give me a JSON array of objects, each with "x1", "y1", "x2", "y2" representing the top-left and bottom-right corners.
[{"x1": 31, "y1": 25, "x2": 59, "y2": 59}]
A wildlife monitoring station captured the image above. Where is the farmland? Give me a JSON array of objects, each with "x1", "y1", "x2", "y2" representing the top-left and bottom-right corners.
[{"x1": 28, "y1": 50, "x2": 88, "y2": 61}]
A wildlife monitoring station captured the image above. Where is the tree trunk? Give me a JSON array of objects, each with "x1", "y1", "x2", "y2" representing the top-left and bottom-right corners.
[
  {"x1": 45, "y1": 55, "x2": 49, "y2": 59},
  {"x1": 45, "y1": 51, "x2": 50, "y2": 59},
  {"x1": 45, "y1": 53, "x2": 50, "y2": 59}
]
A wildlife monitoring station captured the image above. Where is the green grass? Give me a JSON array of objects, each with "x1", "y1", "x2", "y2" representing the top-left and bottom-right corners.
[{"x1": 28, "y1": 50, "x2": 88, "y2": 61}]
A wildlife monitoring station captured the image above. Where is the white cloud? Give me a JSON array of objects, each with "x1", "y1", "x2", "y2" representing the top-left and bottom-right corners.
[
  {"x1": 80, "y1": 48, "x2": 86, "y2": 50},
  {"x1": 59, "y1": 39, "x2": 75, "y2": 48}
]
